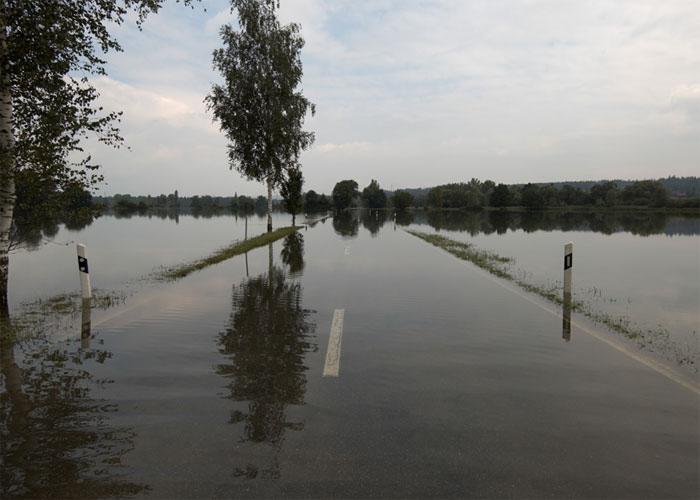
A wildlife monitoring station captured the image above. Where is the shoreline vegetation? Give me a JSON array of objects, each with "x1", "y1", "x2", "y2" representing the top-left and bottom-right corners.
[
  {"x1": 405, "y1": 230, "x2": 697, "y2": 372},
  {"x1": 154, "y1": 225, "x2": 301, "y2": 281}
]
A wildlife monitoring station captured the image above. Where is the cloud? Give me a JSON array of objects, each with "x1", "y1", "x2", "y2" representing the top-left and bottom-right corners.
[
  {"x1": 314, "y1": 142, "x2": 373, "y2": 153},
  {"x1": 205, "y1": 6, "x2": 235, "y2": 35},
  {"x1": 669, "y1": 84, "x2": 700, "y2": 122},
  {"x1": 93, "y1": 77, "x2": 215, "y2": 133}
]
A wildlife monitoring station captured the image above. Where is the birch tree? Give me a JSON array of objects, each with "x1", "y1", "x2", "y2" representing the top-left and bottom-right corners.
[
  {"x1": 206, "y1": 0, "x2": 315, "y2": 233},
  {"x1": 280, "y1": 166, "x2": 303, "y2": 225},
  {"x1": 0, "y1": 0, "x2": 194, "y2": 311}
]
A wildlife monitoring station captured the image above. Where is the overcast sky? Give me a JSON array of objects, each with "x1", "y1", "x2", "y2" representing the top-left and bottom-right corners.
[{"x1": 89, "y1": 0, "x2": 699, "y2": 197}]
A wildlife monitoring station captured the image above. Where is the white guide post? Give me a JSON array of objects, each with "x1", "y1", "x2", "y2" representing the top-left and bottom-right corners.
[
  {"x1": 77, "y1": 244, "x2": 92, "y2": 299},
  {"x1": 563, "y1": 241, "x2": 573, "y2": 298}
]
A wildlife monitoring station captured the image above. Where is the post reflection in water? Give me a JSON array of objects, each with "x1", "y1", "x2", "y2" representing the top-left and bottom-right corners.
[
  {"x1": 217, "y1": 237, "x2": 317, "y2": 480},
  {"x1": 562, "y1": 296, "x2": 572, "y2": 342},
  {"x1": 81, "y1": 298, "x2": 92, "y2": 350},
  {"x1": 0, "y1": 316, "x2": 147, "y2": 498}
]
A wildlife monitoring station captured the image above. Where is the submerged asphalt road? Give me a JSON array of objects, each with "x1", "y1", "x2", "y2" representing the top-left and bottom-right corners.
[{"x1": 4, "y1": 213, "x2": 697, "y2": 499}]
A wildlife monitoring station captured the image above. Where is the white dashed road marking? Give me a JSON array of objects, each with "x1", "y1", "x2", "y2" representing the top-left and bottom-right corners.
[{"x1": 323, "y1": 309, "x2": 345, "y2": 377}]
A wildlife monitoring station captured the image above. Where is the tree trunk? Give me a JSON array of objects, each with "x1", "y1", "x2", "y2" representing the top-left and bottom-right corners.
[
  {"x1": 0, "y1": 173, "x2": 13, "y2": 310},
  {"x1": 267, "y1": 177, "x2": 273, "y2": 233},
  {"x1": 268, "y1": 242, "x2": 273, "y2": 278},
  {"x1": 0, "y1": 19, "x2": 15, "y2": 311}
]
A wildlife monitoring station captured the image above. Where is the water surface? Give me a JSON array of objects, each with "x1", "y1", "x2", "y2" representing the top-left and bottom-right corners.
[{"x1": 1, "y1": 209, "x2": 698, "y2": 498}]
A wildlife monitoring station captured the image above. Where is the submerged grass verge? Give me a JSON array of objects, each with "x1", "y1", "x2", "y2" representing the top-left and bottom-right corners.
[
  {"x1": 155, "y1": 225, "x2": 301, "y2": 281},
  {"x1": 1, "y1": 289, "x2": 130, "y2": 344},
  {"x1": 406, "y1": 230, "x2": 697, "y2": 370}
]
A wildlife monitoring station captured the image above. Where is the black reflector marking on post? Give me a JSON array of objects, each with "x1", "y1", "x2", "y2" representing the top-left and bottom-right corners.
[
  {"x1": 564, "y1": 253, "x2": 572, "y2": 270},
  {"x1": 78, "y1": 256, "x2": 89, "y2": 274}
]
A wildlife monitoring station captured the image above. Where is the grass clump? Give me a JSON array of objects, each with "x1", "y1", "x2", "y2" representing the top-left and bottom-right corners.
[
  {"x1": 407, "y1": 231, "x2": 515, "y2": 279},
  {"x1": 156, "y1": 226, "x2": 301, "y2": 281}
]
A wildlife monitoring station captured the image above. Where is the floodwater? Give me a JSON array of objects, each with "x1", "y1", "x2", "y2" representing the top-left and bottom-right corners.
[{"x1": 1, "y1": 209, "x2": 699, "y2": 498}]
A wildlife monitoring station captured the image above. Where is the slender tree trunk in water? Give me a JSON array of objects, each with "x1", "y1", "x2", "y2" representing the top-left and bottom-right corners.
[
  {"x1": 0, "y1": 18, "x2": 16, "y2": 312},
  {"x1": 267, "y1": 177, "x2": 273, "y2": 233}
]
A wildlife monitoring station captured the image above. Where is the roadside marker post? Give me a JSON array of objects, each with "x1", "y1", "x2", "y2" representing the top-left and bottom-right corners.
[
  {"x1": 562, "y1": 242, "x2": 573, "y2": 341},
  {"x1": 77, "y1": 244, "x2": 92, "y2": 300},
  {"x1": 563, "y1": 242, "x2": 573, "y2": 298}
]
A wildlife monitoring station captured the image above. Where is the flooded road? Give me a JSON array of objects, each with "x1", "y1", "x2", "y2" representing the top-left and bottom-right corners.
[{"x1": 2, "y1": 210, "x2": 698, "y2": 498}]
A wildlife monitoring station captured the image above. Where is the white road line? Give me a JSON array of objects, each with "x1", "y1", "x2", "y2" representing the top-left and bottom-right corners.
[{"x1": 323, "y1": 309, "x2": 345, "y2": 377}]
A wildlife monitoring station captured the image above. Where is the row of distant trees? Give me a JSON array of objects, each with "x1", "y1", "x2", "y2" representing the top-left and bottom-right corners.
[
  {"x1": 328, "y1": 178, "x2": 699, "y2": 211},
  {"x1": 95, "y1": 175, "x2": 699, "y2": 217},
  {"x1": 330, "y1": 179, "x2": 415, "y2": 211},
  {"x1": 94, "y1": 192, "x2": 285, "y2": 214},
  {"x1": 427, "y1": 179, "x2": 700, "y2": 209}
]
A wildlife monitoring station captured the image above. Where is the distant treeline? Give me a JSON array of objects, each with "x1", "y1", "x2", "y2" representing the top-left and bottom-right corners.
[
  {"x1": 94, "y1": 192, "x2": 283, "y2": 213},
  {"x1": 399, "y1": 176, "x2": 700, "y2": 208},
  {"x1": 94, "y1": 175, "x2": 699, "y2": 215},
  {"x1": 405, "y1": 177, "x2": 700, "y2": 210},
  {"x1": 94, "y1": 189, "x2": 335, "y2": 214}
]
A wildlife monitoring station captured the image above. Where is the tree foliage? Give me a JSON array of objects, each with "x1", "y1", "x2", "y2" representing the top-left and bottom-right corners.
[
  {"x1": 303, "y1": 189, "x2": 330, "y2": 213},
  {"x1": 621, "y1": 180, "x2": 668, "y2": 207},
  {"x1": 332, "y1": 179, "x2": 358, "y2": 210},
  {"x1": 490, "y1": 183, "x2": 511, "y2": 208},
  {"x1": 0, "y1": 0, "x2": 197, "y2": 308},
  {"x1": 391, "y1": 190, "x2": 413, "y2": 211},
  {"x1": 1, "y1": 0, "x2": 196, "y2": 193},
  {"x1": 280, "y1": 166, "x2": 303, "y2": 225},
  {"x1": 520, "y1": 183, "x2": 545, "y2": 209},
  {"x1": 206, "y1": 0, "x2": 314, "y2": 231},
  {"x1": 361, "y1": 179, "x2": 387, "y2": 209},
  {"x1": 589, "y1": 181, "x2": 619, "y2": 207}
]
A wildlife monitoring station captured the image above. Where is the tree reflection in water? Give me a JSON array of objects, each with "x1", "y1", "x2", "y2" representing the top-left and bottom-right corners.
[
  {"x1": 0, "y1": 316, "x2": 147, "y2": 498},
  {"x1": 421, "y1": 209, "x2": 698, "y2": 236},
  {"x1": 332, "y1": 211, "x2": 359, "y2": 238},
  {"x1": 217, "y1": 247, "x2": 317, "y2": 479},
  {"x1": 280, "y1": 232, "x2": 305, "y2": 277},
  {"x1": 360, "y1": 210, "x2": 387, "y2": 237},
  {"x1": 394, "y1": 211, "x2": 414, "y2": 227}
]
